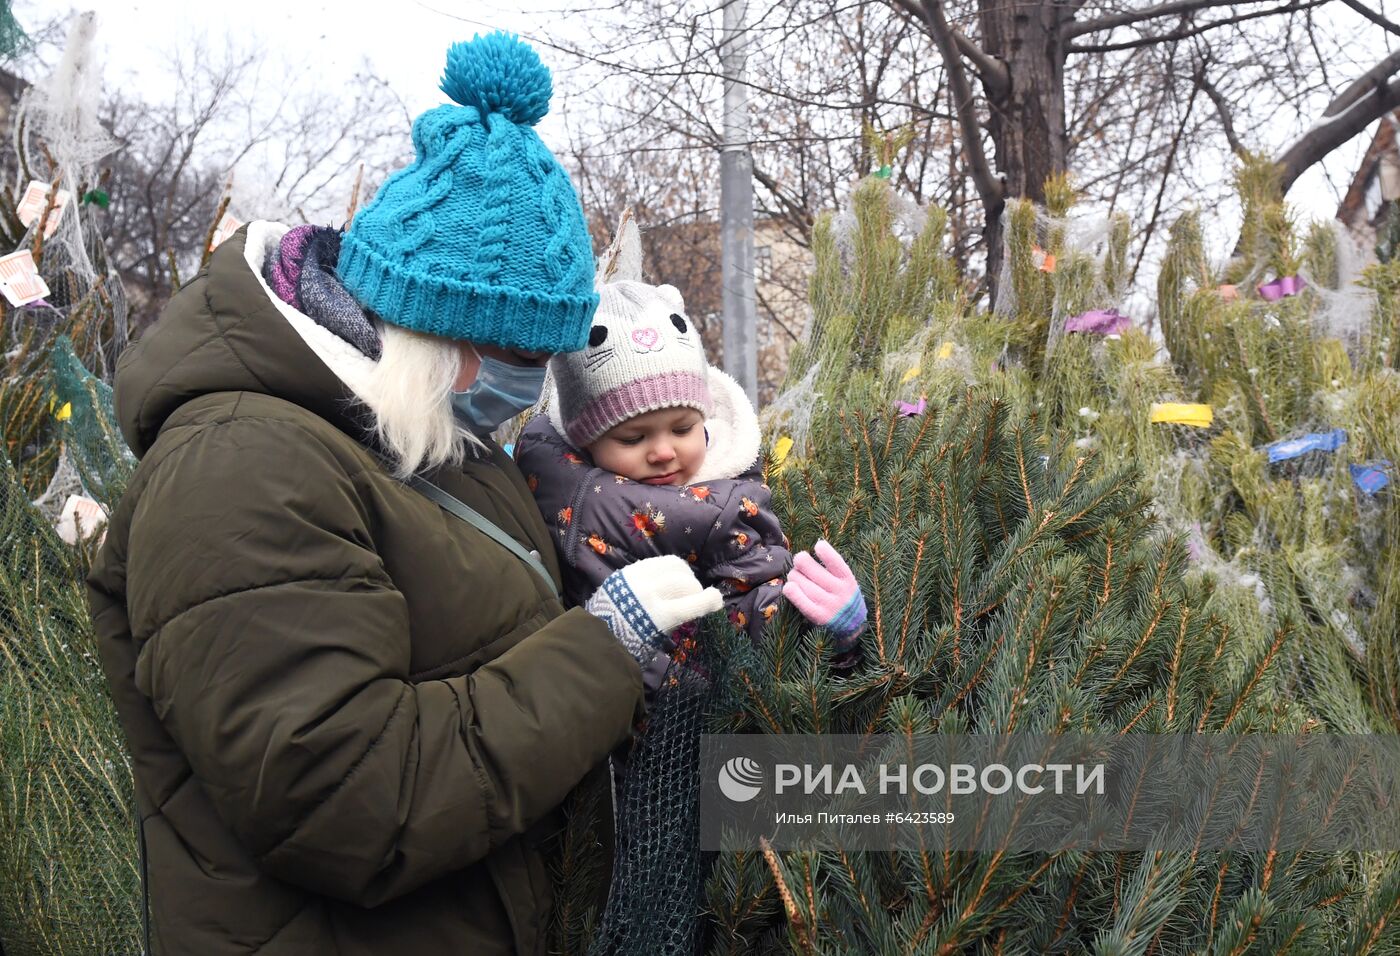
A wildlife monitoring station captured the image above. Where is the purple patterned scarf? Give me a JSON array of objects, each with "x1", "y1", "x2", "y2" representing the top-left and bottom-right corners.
[{"x1": 263, "y1": 225, "x2": 382, "y2": 360}]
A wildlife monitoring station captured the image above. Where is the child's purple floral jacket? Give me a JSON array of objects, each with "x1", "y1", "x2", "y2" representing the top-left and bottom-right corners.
[{"x1": 515, "y1": 367, "x2": 791, "y2": 643}]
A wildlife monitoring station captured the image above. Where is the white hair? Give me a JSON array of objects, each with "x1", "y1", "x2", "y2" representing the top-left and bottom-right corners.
[{"x1": 356, "y1": 324, "x2": 487, "y2": 478}]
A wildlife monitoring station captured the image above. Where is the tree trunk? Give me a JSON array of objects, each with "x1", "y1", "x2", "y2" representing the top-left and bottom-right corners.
[{"x1": 977, "y1": 0, "x2": 1070, "y2": 297}]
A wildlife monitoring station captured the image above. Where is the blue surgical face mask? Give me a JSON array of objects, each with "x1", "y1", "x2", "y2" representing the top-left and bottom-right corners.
[{"x1": 451, "y1": 347, "x2": 548, "y2": 435}]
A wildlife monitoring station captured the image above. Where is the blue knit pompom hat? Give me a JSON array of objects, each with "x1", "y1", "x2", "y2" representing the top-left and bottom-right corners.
[{"x1": 337, "y1": 33, "x2": 597, "y2": 353}]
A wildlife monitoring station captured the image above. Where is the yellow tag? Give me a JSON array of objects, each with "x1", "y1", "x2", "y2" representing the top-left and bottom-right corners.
[
  {"x1": 772, "y1": 436, "x2": 793, "y2": 465},
  {"x1": 53, "y1": 400, "x2": 72, "y2": 421},
  {"x1": 937, "y1": 341, "x2": 955, "y2": 360},
  {"x1": 900, "y1": 366, "x2": 921, "y2": 384},
  {"x1": 1149, "y1": 402, "x2": 1212, "y2": 427}
]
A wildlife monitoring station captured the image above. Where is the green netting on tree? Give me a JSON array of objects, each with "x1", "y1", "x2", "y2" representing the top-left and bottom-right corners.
[
  {"x1": 50, "y1": 335, "x2": 135, "y2": 510},
  {"x1": 0, "y1": 451, "x2": 140, "y2": 956},
  {"x1": 0, "y1": 1, "x2": 29, "y2": 61},
  {"x1": 547, "y1": 624, "x2": 739, "y2": 956},
  {"x1": 1, "y1": 11, "x2": 129, "y2": 503}
]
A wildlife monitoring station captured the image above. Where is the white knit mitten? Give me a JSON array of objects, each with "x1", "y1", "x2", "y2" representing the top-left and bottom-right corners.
[{"x1": 586, "y1": 555, "x2": 723, "y2": 665}]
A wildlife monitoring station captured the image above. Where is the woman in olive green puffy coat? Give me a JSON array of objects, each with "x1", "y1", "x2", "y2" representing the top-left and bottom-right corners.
[{"x1": 87, "y1": 35, "x2": 718, "y2": 955}]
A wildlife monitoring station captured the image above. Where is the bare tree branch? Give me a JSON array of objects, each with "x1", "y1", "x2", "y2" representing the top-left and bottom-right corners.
[
  {"x1": 1337, "y1": 0, "x2": 1400, "y2": 36},
  {"x1": 953, "y1": 30, "x2": 1011, "y2": 99},
  {"x1": 913, "y1": 0, "x2": 1004, "y2": 209},
  {"x1": 1067, "y1": 0, "x2": 1261, "y2": 39},
  {"x1": 1196, "y1": 65, "x2": 1245, "y2": 155},
  {"x1": 1277, "y1": 47, "x2": 1400, "y2": 191},
  {"x1": 1131, "y1": 66, "x2": 1202, "y2": 285},
  {"x1": 752, "y1": 162, "x2": 817, "y2": 234},
  {"x1": 889, "y1": 0, "x2": 1009, "y2": 97},
  {"x1": 1069, "y1": 0, "x2": 1324, "y2": 54}
]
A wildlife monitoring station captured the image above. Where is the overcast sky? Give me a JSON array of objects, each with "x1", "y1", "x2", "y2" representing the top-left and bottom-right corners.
[
  {"x1": 11, "y1": 0, "x2": 1382, "y2": 231},
  {"x1": 14, "y1": 0, "x2": 605, "y2": 141}
]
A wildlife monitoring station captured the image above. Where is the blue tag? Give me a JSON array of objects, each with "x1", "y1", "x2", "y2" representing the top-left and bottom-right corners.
[
  {"x1": 1351, "y1": 461, "x2": 1391, "y2": 495},
  {"x1": 1265, "y1": 429, "x2": 1347, "y2": 463}
]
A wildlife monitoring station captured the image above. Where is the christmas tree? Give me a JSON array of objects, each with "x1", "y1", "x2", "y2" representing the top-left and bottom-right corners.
[
  {"x1": 0, "y1": 15, "x2": 139, "y2": 955},
  {"x1": 596, "y1": 163, "x2": 1400, "y2": 953}
]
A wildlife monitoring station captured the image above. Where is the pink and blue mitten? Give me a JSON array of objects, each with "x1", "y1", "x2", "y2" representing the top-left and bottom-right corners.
[{"x1": 782, "y1": 539, "x2": 866, "y2": 669}]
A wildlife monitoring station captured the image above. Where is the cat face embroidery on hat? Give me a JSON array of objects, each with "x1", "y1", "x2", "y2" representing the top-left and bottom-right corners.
[
  {"x1": 587, "y1": 281, "x2": 701, "y2": 361},
  {"x1": 557, "y1": 278, "x2": 713, "y2": 447}
]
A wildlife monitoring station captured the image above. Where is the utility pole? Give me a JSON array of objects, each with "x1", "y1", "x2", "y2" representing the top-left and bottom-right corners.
[{"x1": 720, "y1": 0, "x2": 757, "y2": 406}]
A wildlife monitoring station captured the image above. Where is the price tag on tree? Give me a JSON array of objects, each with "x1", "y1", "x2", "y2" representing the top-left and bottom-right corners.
[
  {"x1": 16, "y1": 180, "x2": 72, "y2": 239},
  {"x1": 209, "y1": 212, "x2": 243, "y2": 250},
  {"x1": 0, "y1": 249, "x2": 51, "y2": 306},
  {"x1": 1149, "y1": 402, "x2": 1213, "y2": 427},
  {"x1": 56, "y1": 494, "x2": 108, "y2": 546}
]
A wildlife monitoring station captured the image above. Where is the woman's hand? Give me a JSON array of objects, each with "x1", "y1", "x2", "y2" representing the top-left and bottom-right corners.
[
  {"x1": 783, "y1": 539, "x2": 866, "y2": 667},
  {"x1": 586, "y1": 555, "x2": 723, "y2": 665}
]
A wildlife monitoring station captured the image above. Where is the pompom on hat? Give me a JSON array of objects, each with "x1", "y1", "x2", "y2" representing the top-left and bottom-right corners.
[{"x1": 337, "y1": 33, "x2": 598, "y2": 353}]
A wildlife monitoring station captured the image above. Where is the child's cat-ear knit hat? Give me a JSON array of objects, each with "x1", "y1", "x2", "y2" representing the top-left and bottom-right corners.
[
  {"x1": 336, "y1": 32, "x2": 598, "y2": 353},
  {"x1": 551, "y1": 280, "x2": 712, "y2": 448}
]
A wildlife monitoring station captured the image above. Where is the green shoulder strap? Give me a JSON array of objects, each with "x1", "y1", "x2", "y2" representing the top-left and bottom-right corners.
[{"x1": 406, "y1": 475, "x2": 560, "y2": 599}]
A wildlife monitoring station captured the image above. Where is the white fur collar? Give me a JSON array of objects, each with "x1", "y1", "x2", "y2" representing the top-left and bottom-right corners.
[
  {"x1": 242, "y1": 220, "x2": 378, "y2": 402},
  {"x1": 545, "y1": 365, "x2": 761, "y2": 481}
]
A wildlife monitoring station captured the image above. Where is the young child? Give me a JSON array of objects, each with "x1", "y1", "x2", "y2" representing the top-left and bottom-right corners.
[{"x1": 515, "y1": 213, "x2": 866, "y2": 692}]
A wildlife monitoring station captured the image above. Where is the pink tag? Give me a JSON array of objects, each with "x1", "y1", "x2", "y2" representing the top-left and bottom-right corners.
[
  {"x1": 56, "y1": 494, "x2": 107, "y2": 546},
  {"x1": 1257, "y1": 275, "x2": 1305, "y2": 302},
  {"x1": 0, "y1": 249, "x2": 51, "y2": 307},
  {"x1": 1065, "y1": 309, "x2": 1130, "y2": 335},
  {"x1": 16, "y1": 180, "x2": 71, "y2": 239},
  {"x1": 210, "y1": 212, "x2": 243, "y2": 250}
]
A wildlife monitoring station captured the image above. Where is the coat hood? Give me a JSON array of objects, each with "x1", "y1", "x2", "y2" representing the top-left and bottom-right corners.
[
  {"x1": 543, "y1": 363, "x2": 761, "y2": 481},
  {"x1": 114, "y1": 222, "x2": 369, "y2": 458}
]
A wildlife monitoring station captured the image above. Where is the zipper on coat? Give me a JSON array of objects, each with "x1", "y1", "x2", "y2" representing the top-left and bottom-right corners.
[{"x1": 561, "y1": 467, "x2": 604, "y2": 563}]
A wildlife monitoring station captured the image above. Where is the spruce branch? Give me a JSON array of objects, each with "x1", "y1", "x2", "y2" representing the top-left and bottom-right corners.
[{"x1": 758, "y1": 837, "x2": 814, "y2": 955}]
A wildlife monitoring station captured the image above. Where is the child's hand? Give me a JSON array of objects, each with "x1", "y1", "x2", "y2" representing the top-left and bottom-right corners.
[{"x1": 783, "y1": 540, "x2": 866, "y2": 666}]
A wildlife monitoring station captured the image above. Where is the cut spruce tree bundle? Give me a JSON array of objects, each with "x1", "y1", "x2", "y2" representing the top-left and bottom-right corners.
[
  {"x1": 701, "y1": 162, "x2": 1399, "y2": 953},
  {"x1": 0, "y1": 345, "x2": 137, "y2": 956},
  {"x1": 705, "y1": 392, "x2": 1399, "y2": 953},
  {"x1": 0, "y1": 18, "x2": 137, "y2": 950},
  {"x1": 0, "y1": 443, "x2": 139, "y2": 956},
  {"x1": 786, "y1": 156, "x2": 1399, "y2": 736}
]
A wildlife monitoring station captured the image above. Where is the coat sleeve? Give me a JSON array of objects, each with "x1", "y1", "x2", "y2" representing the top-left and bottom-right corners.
[
  {"x1": 125, "y1": 418, "x2": 643, "y2": 907},
  {"x1": 696, "y1": 478, "x2": 793, "y2": 642}
]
